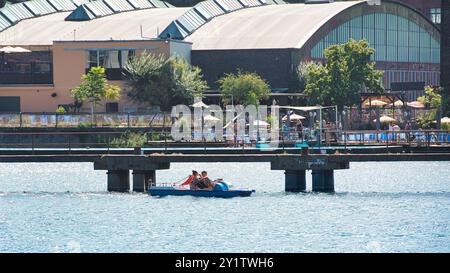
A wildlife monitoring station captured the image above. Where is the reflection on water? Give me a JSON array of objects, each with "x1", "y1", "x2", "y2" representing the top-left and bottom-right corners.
[{"x1": 0, "y1": 162, "x2": 449, "y2": 252}]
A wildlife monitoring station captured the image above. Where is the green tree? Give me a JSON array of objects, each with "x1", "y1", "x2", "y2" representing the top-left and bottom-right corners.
[
  {"x1": 418, "y1": 85, "x2": 442, "y2": 109},
  {"x1": 293, "y1": 61, "x2": 313, "y2": 92},
  {"x1": 417, "y1": 85, "x2": 442, "y2": 129},
  {"x1": 124, "y1": 51, "x2": 208, "y2": 111},
  {"x1": 218, "y1": 71, "x2": 271, "y2": 106},
  {"x1": 71, "y1": 66, "x2": 121, "y2": 123},
  {"x1": 0, "y1": 0, "x2": 6, "y2": 9},
  {"x1": 304, "y1": 39, "x2": 384, "y2": 111}
]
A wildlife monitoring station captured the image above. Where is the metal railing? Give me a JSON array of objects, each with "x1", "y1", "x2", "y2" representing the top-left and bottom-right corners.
[
  {"x1": 0, "y1": 129, "x2": 447, "y2": 153},
  {"x1": 0, "y1": 112, "x2": 171, "y2": 128},
  {"x1": 340, "y1": 130, "x2": 450, "y2": 148}
]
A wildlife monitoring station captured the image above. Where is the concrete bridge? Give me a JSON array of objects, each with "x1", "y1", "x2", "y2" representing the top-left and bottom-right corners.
[{"x1": 1, "y1": 150, "x2": 449, "y2": 193}]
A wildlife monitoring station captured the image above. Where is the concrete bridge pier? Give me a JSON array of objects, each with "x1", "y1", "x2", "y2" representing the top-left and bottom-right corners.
[
  {"x1": 271, "y1": 155, "x2": 348, "y2": 193},
  {"x1": 94, "y1": 156, "x2": 170, "y2": 192},
  {"x1": 284, "y1": 170, "x2": 306, "y2": 192},
  {"x1": 132, "y1": 170, "x2": 155, "y2": 192},
  {"x1": 107, "y1": 170, "x2": 130, "y2": 192},
  {"x1": 311, "y1": 170, "x2": 334, "y2": 192}
]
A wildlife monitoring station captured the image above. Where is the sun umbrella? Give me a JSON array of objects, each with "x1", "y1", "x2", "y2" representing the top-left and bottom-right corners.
[
  {"x1": 282, "y1": 113, "x2": 306, "y2": 122},
  {"x1": 440, "y1": 117, "x2": 450, "y2": 124},
  {"x1": 252, "y1": 120, "x2": 269, "y2": 126},
  {"x1": 364, "y1": 99, "x2": 387, "y2": 107},
  {"x1": 203, "y1": 114, "x2": 220, "y2": 122},
  {"x1": 191, "y1": 101, "x2": 209, "y2": 108},
  {"x1": 0, "y1": 46, "x2": 31, "y2": 53},
  {"x1": 407, "y1": 101, "x2": 425, "y2": 109},
  {"x1": 388, "y1": 100, "x2": 404, "y2": 107},
  {"x1": 374, "y1": 115, "x2": 396, "y2": 123}
]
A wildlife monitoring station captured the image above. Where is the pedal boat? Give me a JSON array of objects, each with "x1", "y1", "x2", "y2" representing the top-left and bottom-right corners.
[{"x1": 149, "y1": 182, "x2": 254, "y2": 198}]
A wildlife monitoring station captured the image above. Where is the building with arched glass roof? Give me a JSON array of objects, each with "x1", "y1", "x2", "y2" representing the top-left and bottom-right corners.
[{"x1": 0, "y1": 0, "x2": 441, "y2": 112}]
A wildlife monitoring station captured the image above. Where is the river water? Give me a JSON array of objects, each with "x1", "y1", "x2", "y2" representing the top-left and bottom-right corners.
[{"x1": 0, "y1": 161, "x2": 449, "y2": 252}]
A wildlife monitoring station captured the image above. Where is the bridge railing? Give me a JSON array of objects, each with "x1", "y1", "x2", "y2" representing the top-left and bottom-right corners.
[
  {"x1": 0, "y1": 112, "x2": 171, "y2": 128},
  {"x1": 0, "y1": 129, "x2": 448, "y2": 151},
  {"x1": 338, "y1": 130, "x2": 450, "y2": 147}
]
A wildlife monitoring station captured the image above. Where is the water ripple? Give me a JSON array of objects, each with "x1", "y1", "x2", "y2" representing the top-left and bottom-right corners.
[{"x1": 0, "y1": 162, "x2": 449, "y2": 252}]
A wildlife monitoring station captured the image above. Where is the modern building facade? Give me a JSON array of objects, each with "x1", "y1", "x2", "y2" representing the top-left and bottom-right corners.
[{"x1": 0, "y1": 0, "x2": 441, "y2": 112}]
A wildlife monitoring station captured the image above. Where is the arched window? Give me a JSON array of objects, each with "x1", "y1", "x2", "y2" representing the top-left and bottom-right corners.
[{"x1": 311, "y1": 13, "x2": 440, "y2": 64}]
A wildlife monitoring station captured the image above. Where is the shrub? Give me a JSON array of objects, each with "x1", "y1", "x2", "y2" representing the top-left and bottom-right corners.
[
  {"x1": 56, "y1": 106, "x2": 66, "y2": 114},
  {"x1": 111, "y1": 131, "x2": 147, "y2": 147}
]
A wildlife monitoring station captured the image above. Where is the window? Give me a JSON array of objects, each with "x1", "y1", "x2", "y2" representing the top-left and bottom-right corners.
[
  {"x1": 310, "y1": 13, "x2": 440, "y2": 64},
  {"x1": 430, "y1": 8, "x2": 441, "y2": 24},
  {"x1": 0, "y1": 96, "x2": 20, "y2": 113},
  {"x1": 86, "y1": 50, "x2": 136, "y2": 69},
  {"x1": 106, "y1": 102, "x2": 119, "y2": 113}
]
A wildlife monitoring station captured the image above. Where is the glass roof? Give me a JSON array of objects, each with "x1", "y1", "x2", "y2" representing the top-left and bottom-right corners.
[
  {"x1": 24, "y1": 0, "x2": 58, "y2": 16},
  {"x1": 159, "y1": 0, "x2": 286, "y2": 40},
  {"x1": 65, "y1": 0, "x2": 171, "y2": 21},
  {"x1": 47, "y1": 0, "x2": 77, "y2": 11}
]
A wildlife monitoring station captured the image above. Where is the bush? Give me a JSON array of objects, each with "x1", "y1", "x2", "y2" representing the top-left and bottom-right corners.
[
  {"x1": 416, "y1": 112, "x2": 435, "y2": 129},
  {"x1": 219, "y1": 71, "x2": 271, "y2": 106},
  {"x1": 148, "y1": 130, "x2": 162, "y2": 141},
  {"x1": 56, "y1": 106, "x2": 66, "y2": 114},
  {"x1": 77, "y1": 122, "x2": 92, "y2": 129},
  {"x1": 111, "y1": 131, "x2": 147, "y2": 147}
]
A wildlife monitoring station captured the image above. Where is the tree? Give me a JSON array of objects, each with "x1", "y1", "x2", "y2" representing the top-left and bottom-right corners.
[
  {"x1": 218, "y1": 71, "x2": 271, "y2": 106},
  {"x1": 304, "y1": 39, "x2": 384, "y2": 111},
  {"x1": 0, "y1": 0, "x2": 6, "y2": 9},
  {"x1": 418, "y1": 85, "x2": 443, "y2": 109},
  {"x1": 124, "y1": 51, "x2": 208, "y2": 111},
  {"x1": 71, "y1": 66, "x2": 121, "y2": 123},
  {"x1": 417, "y1": 85, "x2": 442, "y2": 129},
  {"x1": 293, "y1": 61, "x2": 313, "y2": 92}
]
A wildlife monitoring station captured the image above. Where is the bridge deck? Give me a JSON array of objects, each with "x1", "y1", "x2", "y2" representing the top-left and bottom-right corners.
[{"x1": 0, "y1": 153, "x2": 449, "y2": 163}]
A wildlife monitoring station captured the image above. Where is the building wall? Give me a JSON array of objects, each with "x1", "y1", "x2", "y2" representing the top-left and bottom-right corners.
[
  {"x1": 393, "y1": 0, "x2": 441, "y2": 23},
  {"x1": 0, "y1": 40, "x2": 174, "y2": 112},
  {"x1": 191, "y1": 49, "x2": 296, "y2": 90},
  {"x1": 170, "y1": 40, "x2": 192, "y2": 62}
]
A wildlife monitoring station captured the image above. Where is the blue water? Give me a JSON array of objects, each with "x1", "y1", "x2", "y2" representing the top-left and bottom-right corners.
[{"x1": 0, "y1": 161, "x2": 449, "y2": 252}]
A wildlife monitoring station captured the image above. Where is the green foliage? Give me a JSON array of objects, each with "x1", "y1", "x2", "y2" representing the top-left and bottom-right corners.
[
  {"x1": 0, "y1": 0, "x2": 6, "y2": 9},
  {"x1": 417, "y1": 86, "x2": 443, "y2": 129},
  {"x1": 124, "y1": 51, "x2": 208, "y2": 111},
  {"x1": 266, "y1": 114, "x2": 278, "y2": 126},
  {"x1": 71, "y1": 66, "x2": 121, "y2": 109},
  {"x1": 218, "y1": 71, "x2": 271, "y2": 106},
  {"x1": 293, "y1": 62, "x2": 313, "y2": 92},
  {"x1": 77, "y1": 121, "x2": 92, "y2": 129},
  {"x1": 56, "y1": 106, "x2": 66, "y2": 114},
  {"x1": 417, "y1": 85, "x2": 442, "y2": 109},
  {"x1": 443, "y1": 95, "x2": 450, "y2": 117},
  {"x1": 111, "y1": 131, "x2": 147, "y2": 148},
  {"x1": 416, "y1": 112, "x2": 436, "y2": 129},
  {"x1": 442, "y1": 123, "x2": 450, "y2": 131},
  {"x1": 304, "y1": 39, "x2": 384, "y2": 111}
]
